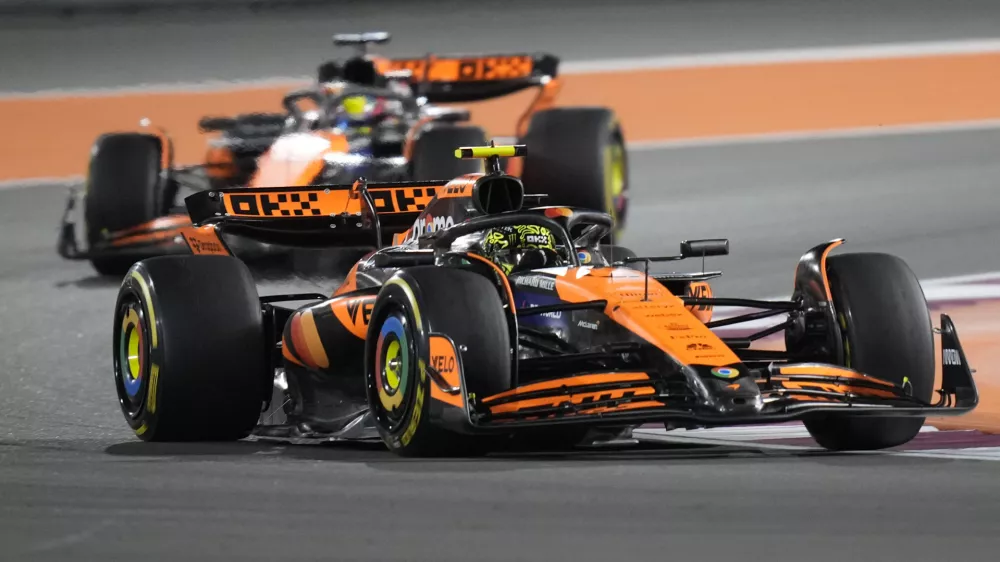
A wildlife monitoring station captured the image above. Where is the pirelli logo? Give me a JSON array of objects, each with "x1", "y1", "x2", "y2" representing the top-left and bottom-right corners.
[{"x1": 222, "y1": 186, "x2": 439, "y2": 217}]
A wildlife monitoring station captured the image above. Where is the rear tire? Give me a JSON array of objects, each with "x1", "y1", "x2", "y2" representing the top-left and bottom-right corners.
[
  {"x1": 84, "y1": 133, "x2": 165, "y2": 276},
  {"x1": 804, "y1": 253, "x2": 935, "y2": 450},
  {"x1": 112, "y1": 255, "x2": 268, "y2": 441},
  {"x1": 520, "y1": 108, "x2": 629, "y2": 236},
  {"x1": 409, "y1": 124, "x2": 487, "y2": 181},
  {"x1": 365, "y1": 266, "x2": 511, "y2": 457}
]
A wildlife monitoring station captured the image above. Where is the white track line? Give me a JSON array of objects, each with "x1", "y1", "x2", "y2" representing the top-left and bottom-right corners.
[
  {"x1": 3, "y1": 37, "x2": 1000, "y2": 100},
  {"x1": 923, "y1": 271, "x2": 1000, "y2": 285},
  {"x1": 636, "y1": 424, "x2": 940, "y2": 446},
  {"x1": 561, "y1": 38, "x2": 1000, "y2": 73},
  {"x1": 708, "y1": 269, "x2": 1000, "y2": 333},
  {"x1": 0, "y1": 175, "x2": 82, "y2": 192},
  {"x1": 634, "y1": 424, "x2": 1000, "y2": 463},
  {"x1": 628, "y1": 120, "x2": 1000, "y2": 152},
  {"x1": 0, "y1": 77, "x2": 310, "y2": 101}
]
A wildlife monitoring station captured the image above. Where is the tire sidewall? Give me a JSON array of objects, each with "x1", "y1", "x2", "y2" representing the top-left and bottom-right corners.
[
  {"x1": 112, "y1": 265, "x2": 165, "y2": 440},
  {"x1": 365, "y1": 275, "x2": 433, "y2": 452}
]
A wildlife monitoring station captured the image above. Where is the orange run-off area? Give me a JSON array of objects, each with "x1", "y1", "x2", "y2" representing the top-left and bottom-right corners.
[
  {"x1": 2, "y1": 49, "x2": 999, "y2": 431},
  {"x1": 2, "y1": 51, "x2": 1000, "y2": 181}
]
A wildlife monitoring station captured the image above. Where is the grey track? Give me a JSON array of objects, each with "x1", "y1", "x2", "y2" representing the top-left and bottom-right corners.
[
  {"x1": 3, "y1": 129, "x2": 1000, "y2": 560},
  {"x1": 5, "y1": 2, "x2": 1000, "y2": 558},
  {"x1": 3, "y1": 0, "x2": 1000, "y2": 92}
]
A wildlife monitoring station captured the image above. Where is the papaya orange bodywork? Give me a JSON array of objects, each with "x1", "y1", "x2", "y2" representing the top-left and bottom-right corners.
[
  {"x1": 429, "y1": 335, "x2": 463, "y2": 408},
  {"x1": 550, "y1": 267, "x2": 739, "y2": 367},
  {"x1": 330, "y1": 294, "x2": 377, "y2": 340},
  {"x1": 181, "y1": 225, "x2": 229, "y2": 256},
  {"x1": 249, "y1": 131, "x2": 350, "y2": 188}
]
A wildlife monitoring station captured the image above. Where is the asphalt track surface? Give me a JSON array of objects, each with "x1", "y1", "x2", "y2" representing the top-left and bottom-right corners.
[
  {"x1": 4, "y1": 0, "x2": 1000, "y2": 92},
  {"x1": 3, "y1": 130, "x2": 1000, "y2": 560}
]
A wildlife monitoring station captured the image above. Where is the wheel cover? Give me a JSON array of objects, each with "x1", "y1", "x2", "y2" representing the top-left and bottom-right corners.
[
  {"x1": 114, "y1": 296, "x2": 149, "y2": 418},
  {"x1": 373, "y1": 311, "x2": 412, "y2": 424},
  {"x1": 605, "y1": 139, "x2": 627, "y2": 235}
]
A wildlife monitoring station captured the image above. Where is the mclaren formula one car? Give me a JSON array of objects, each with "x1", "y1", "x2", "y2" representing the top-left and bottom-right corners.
[
  {"x1": 60, "y1": 32, "x2": 628, "y2": 277},
  {"x1": 110, "y1": 145, "x2": 978, "y2": 456}
]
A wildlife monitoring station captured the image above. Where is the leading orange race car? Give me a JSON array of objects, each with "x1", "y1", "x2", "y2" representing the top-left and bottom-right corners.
[{"x1": 107, "y1": 145, "x2": 978, "y2": 456}]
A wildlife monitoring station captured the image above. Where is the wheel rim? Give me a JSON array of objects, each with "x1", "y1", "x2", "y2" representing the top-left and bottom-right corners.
[
  {"x1": 114, "y1": 296, "x2": 149, "y2": 418},
  {"x1": 605, "y1": 138, "x2": 627, "y2": 236},
  {"x1": 373, "y1": 309, "x2": 413, "y2": 429}
]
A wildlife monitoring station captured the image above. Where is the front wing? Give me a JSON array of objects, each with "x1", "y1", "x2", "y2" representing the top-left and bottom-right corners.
[
  {"x1": 429, "y1": 314, "x2": 977, "y2": 432},
  {"x1": 57, "y1": 188, "x2": 194, "y2": 262}
]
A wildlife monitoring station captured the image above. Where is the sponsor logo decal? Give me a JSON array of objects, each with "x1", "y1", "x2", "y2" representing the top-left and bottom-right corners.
[
  {"x1": 685, "y1": 282, "x2": 713, "y2": 312},
  {"x1": 346, "y1": 298, "x2": 374, "y2": 329},
  {"x1": 430, "y1": 353, "x2": 456, "y2": 374},
  {"x1": 710, "y1": 367, "x2": 739, "y2": 379},
  {"x1": 412, "y1": 213, "x2": 455, "y2": 235},
  {"x1": 185, "y1": 235, "x2": 225, "y2": 255},
  {"x1": 444, "y1": 183, "x2": 469, "y2": 196},
  {"x1": 226, "y1": 186, "x2": 436, "y2": 217},
  {"x1": 943, "y1": 349, "x2": 961, "y2": 366},
  {"x1": 514, "y1": 275, "x2": 556, "y2": 291},
  {"x1": 577, "y1": 320, "x2": 600, "y2": 330}
]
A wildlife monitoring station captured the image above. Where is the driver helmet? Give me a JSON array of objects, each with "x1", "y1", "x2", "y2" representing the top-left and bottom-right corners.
[
  {"x1": 480, "y1": 225, "x2": 560, "y2": 275},
  {"x1": 340, "y1": 94, "x2": 380, "y2": 122}
]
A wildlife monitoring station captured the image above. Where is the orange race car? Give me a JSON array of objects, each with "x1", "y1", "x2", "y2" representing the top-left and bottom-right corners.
[
  {"x1": 108, "y1": 145, "x2": 977, "y2": 456},
  {"x1": 57, "y1": 32, "x2": 628, "y2": 276}
]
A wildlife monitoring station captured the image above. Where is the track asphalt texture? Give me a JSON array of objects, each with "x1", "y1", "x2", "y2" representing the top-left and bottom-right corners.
[
  {"x1": 3, "y1": 0, "x2": 1000, "y2": 92},
  {"x1": 3, "y1": 131, "x2": 1000, "y2": 559}
]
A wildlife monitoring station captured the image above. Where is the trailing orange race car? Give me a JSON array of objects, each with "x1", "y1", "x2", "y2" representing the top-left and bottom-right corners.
[
  {"x1": 58, "y1": 31, "x2": 628, "y2": 276},
  {"x1": 109, "y1": 144, "x2": 977, "y2": 456}
]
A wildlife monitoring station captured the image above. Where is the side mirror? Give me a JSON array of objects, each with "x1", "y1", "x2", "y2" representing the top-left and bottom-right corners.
[{"x1": 680, "y1": 238, "x2": 729, "y2": 258}]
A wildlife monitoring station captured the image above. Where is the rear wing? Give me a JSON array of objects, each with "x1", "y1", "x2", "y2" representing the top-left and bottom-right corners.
[
  {"x1": 184, "y1": 180, "x2": 444, "y2": 248},
  {"x1": 381, "y1": 53, "x2": 559, "y2": 103}
]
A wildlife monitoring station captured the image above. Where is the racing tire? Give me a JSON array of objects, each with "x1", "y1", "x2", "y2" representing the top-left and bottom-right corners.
[
  {"x1": 365, "y1": 266, "x2": 511, "y2": 457},
  {"x1": 409, "y1": 124, "x2": 488, "y2": 181},
  {"x1": 803, "y1": 253, "x2": 935, "y2": 451},
  {"x1": 112, "y1": 255, "x2": 269, "y2": 441},
  {"x1": 520, "y1": 108, "x2": 629, "y2": 236},
  {"x1": 84, "y1": 133, "x2": 164, "y2": 276}
]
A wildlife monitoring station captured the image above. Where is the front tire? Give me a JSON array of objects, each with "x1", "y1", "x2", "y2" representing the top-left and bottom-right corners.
[
  {"x1": 112, "y1": 255, "x2": 269, "y2": 441},
  {"x1": 365, "y1": 267, "x2": 512, "y2": 457},
  {"x1": 804, "y1": 253, "x2": 935, "y2": 450},
  {"x1": 85, "y1": 133, "x2": 165, "y2": 276}
]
